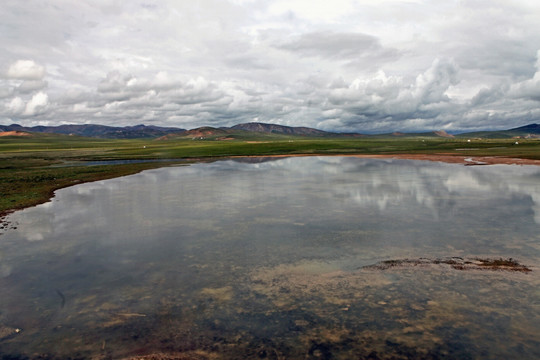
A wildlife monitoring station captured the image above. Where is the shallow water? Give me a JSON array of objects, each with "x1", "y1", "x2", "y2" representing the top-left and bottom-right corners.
[{"x1": 0, "y1": 156, "x2": 539, "y2": 359}]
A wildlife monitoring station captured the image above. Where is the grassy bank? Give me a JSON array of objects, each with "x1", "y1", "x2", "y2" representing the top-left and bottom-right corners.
[{"x1": 1, "y1": 134, "x2": 539, "y2": 215}]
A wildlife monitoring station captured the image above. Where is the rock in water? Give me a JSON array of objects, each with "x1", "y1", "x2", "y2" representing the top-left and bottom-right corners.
[{"x1": 0, "y1": 325, "x2": 20, "y2": 341}]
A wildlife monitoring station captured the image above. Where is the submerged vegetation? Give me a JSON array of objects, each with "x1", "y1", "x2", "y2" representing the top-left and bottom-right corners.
[
  {"x1": 1, "y1": 132, "x2": 540, "y2": 215},
  {"x1": 364, "y1": 257, "x2": 532, "y2": 272}
]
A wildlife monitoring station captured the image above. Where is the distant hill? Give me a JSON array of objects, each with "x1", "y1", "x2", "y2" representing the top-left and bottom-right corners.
[
  {"x1": 157, "y1": 127, "x2": 233, "y2": 140},
  {"x1": 231, "y1": 122, "x2": 364, "y2": 137},
  {"x1": 1, "y1": 121, "x2": 538, "y2": 140},
  {"x1": 371, "y1": 124, "x2": 540, "y2": 139},
  {"x1": 0, "y1": 130, "x2": 32, "y2": 137},
  {"x1": 374, "y1": 130, "x2": 455, "y2": 138},
  {"x1": 0, "y1": 122, "x2": 345, "y2": 139},
  {"x1": 433, "y1": 130, "x2": 454, "y2": 138},
  {"x1": 158, "y1": 122, "x2": 368, "y2": 140},
  {"x1": 509, "y1": 123, "x2": 540, "y2": 136},
  {"x1": 456, "y1": 123, "x2": 540, "y2": 139},
  {"x1": 0, "y1": 124, "x2": 185, "y2": 139},
  {"x1": 230, "y1": 122, "x2": 332, "y2": 136}
]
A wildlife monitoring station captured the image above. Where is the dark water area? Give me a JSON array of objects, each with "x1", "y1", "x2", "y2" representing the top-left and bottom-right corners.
[{"x1": 0, "y1": 156, "x2": 539, "y2": 359}]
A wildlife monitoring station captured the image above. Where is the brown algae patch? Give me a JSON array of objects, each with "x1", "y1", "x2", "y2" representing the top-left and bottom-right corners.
[
  {"x1": 121, "y1": 351, "x2": 219, "y2": 360},
  {"x1": 363, "y1": 257, "x2": 532, "y2": 273},
  {"x1": 244, "y1": 258, "x2": 540, "y2": 359},
  {"x1": 199, "y1": 286, "x2": 234, "y2": 302},
  {"x1": 250, "y1": 260, "x2": 392, "y2": 310},
  {"x1": 0, "y1": 325, "x2": 21, "y2": 341}
]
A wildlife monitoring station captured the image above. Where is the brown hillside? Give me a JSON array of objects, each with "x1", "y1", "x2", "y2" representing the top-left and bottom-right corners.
[
  {"x1": 0, "y1": 131, "x2": 31, "y2": 137},
  {"x1": 433, "y1": 130, "x2": 454, "y2": 138}
]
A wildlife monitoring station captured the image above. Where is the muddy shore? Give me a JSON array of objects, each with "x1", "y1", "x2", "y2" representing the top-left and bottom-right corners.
[{"x1": 231, "y1": 153, "x2": 540, "y2": 166}]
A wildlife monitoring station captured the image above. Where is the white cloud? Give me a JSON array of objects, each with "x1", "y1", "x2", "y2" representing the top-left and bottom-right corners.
[
  {"x1": 413, "y1": 59, "x2": 460, "y2": 104},
  {"x1": 319, "y1": 59, "x2": 460, "y2": 131},
  {"x1": 509, "y1": 50, "x2": 540, "y2": 102},
  {"x1": 268, "y1": 0, "x2": 356, "y2": 23},
  {"x1": 6, "y1": 60, "x2": 46, "y2": 80},
  {"x1": 17, "y1": 80, "x2": 48, "y2": 93},
  {"x1": 23, "y1": 92, "x2": 49, "y2": 116},
  {"x1": 7, "y1": 97, "x2": 25, "y2": 115},
  {"x1": 0, "y1": 87, "x2": 14, "y2": 99},
  {"x1": 0, "y1": 1, "x2": 539, "y2": 132}
]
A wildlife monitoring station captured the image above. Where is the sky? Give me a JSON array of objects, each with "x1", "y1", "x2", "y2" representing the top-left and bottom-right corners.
[{"x1": 1, "y1": 0, "x2": 540, "y2": 133}]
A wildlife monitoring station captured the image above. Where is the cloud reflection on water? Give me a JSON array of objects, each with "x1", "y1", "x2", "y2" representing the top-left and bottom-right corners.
[
  {"x1": 8, "y1": 157, "x2": 540, "y2": 248},
  {"x1": 1, "y1": 157, "x2": 539, "y2": 359}
]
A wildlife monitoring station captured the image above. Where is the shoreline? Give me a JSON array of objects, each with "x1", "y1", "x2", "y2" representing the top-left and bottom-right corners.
[
  {"x1": 350, "y1": 154, "x2": 540, "y2": 166},
  {"x1": 1, "y1": 153, "x2": 539, "y2": 221},
  {"x1": 229, "y1": 153, "x2": 540, "y2": 166}
]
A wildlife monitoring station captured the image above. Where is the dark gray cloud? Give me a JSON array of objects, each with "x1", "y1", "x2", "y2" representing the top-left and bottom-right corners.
[{"x1": 1, "y1": 0, "x2": 539, "y2": 132}]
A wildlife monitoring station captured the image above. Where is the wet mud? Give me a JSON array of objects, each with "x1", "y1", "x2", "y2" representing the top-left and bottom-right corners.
[{"x1": 0, "y1": 215, "x2": 17, "y2": 235}]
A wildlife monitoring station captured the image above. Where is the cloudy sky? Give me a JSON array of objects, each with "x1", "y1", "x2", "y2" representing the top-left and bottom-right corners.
[{"x1": 1, "y1": 0, "x2": 540, "y2": 133}]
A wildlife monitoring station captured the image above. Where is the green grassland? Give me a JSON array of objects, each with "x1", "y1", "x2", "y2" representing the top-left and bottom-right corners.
[{"x1": 1, "y1": 132, "x2": 539, "y2": 216}]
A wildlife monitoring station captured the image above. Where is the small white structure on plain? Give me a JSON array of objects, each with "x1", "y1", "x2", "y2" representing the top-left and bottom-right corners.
[
  {"x1": 467, "y1": 139, "x2": 471, "y2": 142},
  {"x1": 143, "y1": 146, "x2": 146, "y2": 149},
  {"x1": 515, "y1": 141, "x2": 519, "y2": 145}
]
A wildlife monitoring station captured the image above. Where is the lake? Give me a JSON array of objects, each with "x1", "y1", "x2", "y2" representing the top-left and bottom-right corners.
[{"x1": 0, "y1": 156, "x2": 539, "y2": 359}]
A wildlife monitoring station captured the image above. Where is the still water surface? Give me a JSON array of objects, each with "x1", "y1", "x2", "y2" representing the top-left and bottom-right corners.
[{"x1": 0, "y1": 157, "x2": 539, "y2": 359}]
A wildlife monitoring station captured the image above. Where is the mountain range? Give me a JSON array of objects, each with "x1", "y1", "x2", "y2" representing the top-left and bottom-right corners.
[
  {"x1": 0, "y1": 122, "x2": 539, "y2": 139},
  {"x1": 457, "y1": 123, "x2": 540, "y2": 139},
  {"x1": 0, "y1": 123, "x2": 184, "y2": 139}
]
